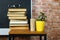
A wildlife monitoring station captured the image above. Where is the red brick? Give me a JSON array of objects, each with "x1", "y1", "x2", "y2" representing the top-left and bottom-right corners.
[
  {"x1": 45, "y1": 22, "x2": 52, "y2": 33},
  {"x1": 32, "y1": 0, "x2": 60, "y2": 40},
  {"x1": 52, "y1": 16, "x2": 60, "y2": 22},
  {"x1": 53, "y1": 0, "x2": 60, "y2": 2},
  {"x1": 52, "y1": 23, "x2": 60, "y2": 28}
]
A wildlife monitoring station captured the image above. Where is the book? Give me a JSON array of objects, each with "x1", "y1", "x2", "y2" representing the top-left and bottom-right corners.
[
  {"x1": 7, "y1": 12, "x2": 26, "y2": 16},
  {"x1": 8, "y1": 16, "x2": 27, "y2": 19},
  {"x1": 8, "y1": 8, "x2": 27, "y2": 12},
  {"x1": 10, "y1": 19, "x2": 28, "y2": 21},
  {"x1": 8, "y1": 11, "x2": 26, "y2": 14},
  {"x1": 7, "y1": 14, "x2": 25, "y2": 17},
  {"x1": 10, "y1": 27, "x2": 29, "y2": 30},
  {"x1": 7, "y1": 11, "x2": 26, "y2": 16},
  {"x1": 9, "y1": 24, "x2": 29, "y2": 26},
  {"x1": 10, "y1": 20, "x2": 28, "y2": 24}
]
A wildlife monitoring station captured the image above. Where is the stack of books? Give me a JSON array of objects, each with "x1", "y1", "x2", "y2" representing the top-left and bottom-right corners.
[{"x1": 7, "y1": 8, "x2": 29, "y2": 31}]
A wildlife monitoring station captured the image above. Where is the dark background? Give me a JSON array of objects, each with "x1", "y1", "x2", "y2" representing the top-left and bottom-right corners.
[{"x1": 0, "y1": 0, "x2": 31, "y2": 28}]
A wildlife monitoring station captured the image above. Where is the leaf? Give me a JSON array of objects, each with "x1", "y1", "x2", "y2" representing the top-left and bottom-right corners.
[{"x1": 37, "y1": 12, "x2": 47, "y2": 21}]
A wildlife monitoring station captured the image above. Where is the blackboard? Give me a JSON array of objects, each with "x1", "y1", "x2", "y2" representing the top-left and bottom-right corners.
[{"x1": 0, "y1": 0, "x2": 31, "y2": 28}]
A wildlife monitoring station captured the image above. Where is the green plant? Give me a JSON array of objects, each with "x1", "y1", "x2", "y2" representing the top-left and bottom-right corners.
[{"x1": 37, "y1": 12, "x2": 47, "y2": 21}]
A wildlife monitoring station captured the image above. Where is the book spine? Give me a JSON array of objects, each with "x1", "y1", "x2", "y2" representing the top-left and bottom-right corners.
[
  {"x1": 10, "y1": 21, "x2": 28, "y2": 24},
  {"x1": 8, "y1": 12, "x2": 26, "y2": 14},
  {"x1": 9, "y1": 16, "x2": 27, "y2": 19},
  {"x1": 7, "y1": 14, "x2": 25, "y2": 17},
  {"x1": 10, "y1": 27, "x2": 29, "y2": 29},
  {"x1": 9, "y1": 24, "x2": 29, "y2": 26},
  {"x1": 8, "y1": 8, "x2": 27, "y2": 11}
]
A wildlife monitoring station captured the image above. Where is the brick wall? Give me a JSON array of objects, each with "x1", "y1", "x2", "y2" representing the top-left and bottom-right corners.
[{"x1": 32, "y1": 0, "x2": 60, "y2": 40}]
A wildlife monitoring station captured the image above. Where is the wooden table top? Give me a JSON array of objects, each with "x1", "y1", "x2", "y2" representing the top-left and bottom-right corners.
[{"x1": 9, "y1": 29, "x2": 46, "y2": 35}]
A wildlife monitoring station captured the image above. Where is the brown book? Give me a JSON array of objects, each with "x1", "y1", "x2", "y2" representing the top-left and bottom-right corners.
[
  {"x1": 8, "y1": 8, "x2": 27, "y2": 12},
  {"x1": 10, "y1": 27, "x2": 29, "y2": 31},
  {"x1": 8, "y1": 16, "x2": 27, "y2": 19},
  {"x1": 10, "y1": 27, "x2": 29, "y2": 30}
]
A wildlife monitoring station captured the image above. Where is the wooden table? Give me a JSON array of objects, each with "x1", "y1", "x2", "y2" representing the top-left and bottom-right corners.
[{"x1": 9, "y1": 29, "x2": 47, "y2": 40}]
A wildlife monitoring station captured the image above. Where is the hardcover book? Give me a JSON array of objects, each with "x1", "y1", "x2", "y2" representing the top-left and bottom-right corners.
[
  {"x1": 8, "y1": 16, "x2": 27, "y2": 19},
  {"x1": 10, "y1": 24, "x2": 29, "y2": 26},
  {"x1": 10, "y1": 27, "x2": 29, "y2": 30},
  {"x1": 10, "y1": 20, "x2": 28, "y2": 24},
  {"x1": 8, "y1": 11, "x2": 26, "y2": 14},
  {"x1": 7, "y1": 11, "x2": 26, "y2": 16},
  {"x1": 8, "y1": 8, "x2": 27, "y2": 12},
  {"x1": 7, "y1": 14, "x2": 25, "y2": 16}
]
